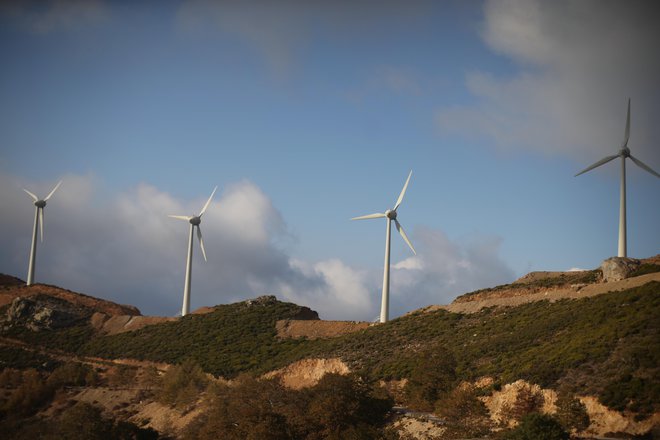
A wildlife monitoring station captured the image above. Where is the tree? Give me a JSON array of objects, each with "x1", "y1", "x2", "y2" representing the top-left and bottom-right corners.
[
  {"x1": 56, "y1": 402, "x2": 114, "y2": 440},
  {"x1": 404, "y1": 348, "x2": 457, "y2": 411},
  {"x1": 435, "y1": 384, "x2": 491, "y2": 438},
  {"x1": 501, "y1": 383, "x2": 545, "y2": 423},
  {"x1": 47, "y1": 362, "x2": 95, "y2": 388},
  {"x1": 1, "y1": 369, "x2": 53, "y2": 417},
  {"x1": 157, "y1": 359, "x2": 208, "y2": 409},
  {"x1": 555, "y1": 392, "x2": 590, "y2": 432},
  {"x1": 503, "y1": 413, "x2": 569, "y2": 440},
  {"x1": 301, "y1": 374, "x2": 392, "y2": 440}
]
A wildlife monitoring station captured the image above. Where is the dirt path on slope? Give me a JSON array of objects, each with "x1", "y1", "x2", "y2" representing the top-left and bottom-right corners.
[{"x1": 438, "y1": 272, "x2": 660, "y2": 314}]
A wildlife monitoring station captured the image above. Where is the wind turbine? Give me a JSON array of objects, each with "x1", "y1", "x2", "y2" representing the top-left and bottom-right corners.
[
  {"x1": 23, "y1": 181, "x2": 62, "y2": 286},
  {"x1": 576, "y1": 99, "x2": 659, "y2": 258},
  {"x1": 352, "y1": 170, "x2": 416, "y2": 323},
  {"x1": 169, "y1": 186, "x2": 217, "y2": 316}
]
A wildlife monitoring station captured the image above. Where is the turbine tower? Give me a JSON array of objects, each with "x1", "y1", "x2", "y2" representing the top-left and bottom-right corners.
[
  {"x1": 23, "y1": 181, "x2": 62, "y2": 286},
  {"x1": 169, "y1": 186, "x2": 217, "y2": 316},
  {"x1": 576, "y1": 99, "x2": 659, "y2": 257},
  {"x1": 352, "y1": 170, "x2": 416, "y2": 323}
]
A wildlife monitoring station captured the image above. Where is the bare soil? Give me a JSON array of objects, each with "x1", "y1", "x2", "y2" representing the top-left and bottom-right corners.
[{"x1": 276, "y1": 319, "x2": 371, "y2": 339}]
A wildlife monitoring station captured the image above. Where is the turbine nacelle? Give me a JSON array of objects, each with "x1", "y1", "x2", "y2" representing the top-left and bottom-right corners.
[
  {"x1": 34, "y1": 200, "x2": 47, "y2": 208},
  {"x1": 189, "y1": 216, "x2": 201, "y2": 226},
  {"x1": 620, "y1": 147, "x2": 630, "y2": 158},
  {"x1": 385, "y1": 209, "x2": 397, "y2": 220}
]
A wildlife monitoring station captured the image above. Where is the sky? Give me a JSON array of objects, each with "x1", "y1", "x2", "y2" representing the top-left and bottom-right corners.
[{"x1": 0, "y1": 0, "x2": 658, "y2": 321}]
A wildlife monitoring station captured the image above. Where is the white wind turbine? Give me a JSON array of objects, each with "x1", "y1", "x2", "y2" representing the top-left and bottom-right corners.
[
  {"x1": 576, "y1": 99, "x2": 659, "y2": 258},
  {"x1": 23, "y1": 180, "x2": 62, "y2": 286},
  {"x1": 169, "y1": 186, "x2": 217, "y2": 316},
  {"x1": 352, "y1": 170, "x2": 416, "y2": 323}
]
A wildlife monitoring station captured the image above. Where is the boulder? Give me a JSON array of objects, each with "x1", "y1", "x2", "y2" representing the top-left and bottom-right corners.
[
  {"x1": 4, "y1": 295, "x2": 87, "y2": 331},
  {"x1": 600, "y1": 257, "x2": 640, "y2": 282}
]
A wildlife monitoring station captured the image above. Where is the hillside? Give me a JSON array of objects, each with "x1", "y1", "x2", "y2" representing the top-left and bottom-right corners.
[{"x1": 0, "y1": 259, "x2": 659, "y2": 439}]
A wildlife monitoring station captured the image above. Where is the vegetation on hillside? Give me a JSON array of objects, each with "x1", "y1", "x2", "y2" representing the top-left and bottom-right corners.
[
  {"x1": 81, "y1": 299, "x2": 315, "y2": 377},
  {"x1": 456, "y1": 269, "x2": 601, "y2": 301},
  {"x1": 2, "y1": 279, "x2": 658, "y2": 423},
  {"x1": 184, "y1": 373, "x2": 393, "y2": 440}
]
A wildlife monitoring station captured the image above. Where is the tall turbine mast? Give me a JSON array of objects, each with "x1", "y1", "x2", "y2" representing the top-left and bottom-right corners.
[
  {"x1": 169, "y1": 186, "x2": 217, "y2": 316},
  {"x1": 576, "y1": 99, "x2": 659, "y2": 257},
  {"x1": 352, "y1": 170, "x2": 416, "y2": 323},
  {"x1": 23, "y1": 181, "x2": 62, "y2": 286}
]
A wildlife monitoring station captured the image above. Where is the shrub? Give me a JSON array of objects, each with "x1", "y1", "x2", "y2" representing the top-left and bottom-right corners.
[
  {"x1": 0, "y1": 369, "x2": 54, "y2": 417},
  {"x1": 404, "y1": 348, "x2": 457, "y2": 411},
  {"x1": 157, "y1": 359, "x2": 209, "y2": 409},
  {"x1": 503, "y1": 413, "x2": 569, "y2": 440},
  {"x1": 435, "y1": 384, "x2": 491, "y2": 437},
  {"x1": 47, "y1": 362, "x2": 96, "y2": 388},
  {"x1": 108, "y1": 364, "x2": 137, "y2": 388},
  {"x1": 555, "y1": 391, "x2": 590, "y2": 432},
  {"x1": 501, "y1": 384, "x2": 545, "y2": 423},
  {"x1": 185, "y1": 373, "x2": 392, "y2": 440}
]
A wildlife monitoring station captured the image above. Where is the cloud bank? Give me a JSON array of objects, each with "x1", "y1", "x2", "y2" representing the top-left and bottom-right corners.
[
  {"x1": 437, "y1": 0, "x2": 660, "y2": 165},
  {"x1": 0, "y1": 172, "x2": 514, "y2": 320}
]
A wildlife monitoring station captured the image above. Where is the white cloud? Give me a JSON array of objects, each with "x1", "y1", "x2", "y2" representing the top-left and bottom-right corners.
[
  {"x1": 0, "y1": 172, "x2": 514, "y2": 320},
  {"x1": 0, "y1": 172, "x2": 373, "y2": 319},
  {"x1": 389, "y1": 227, "x2": 515, "y2": 316},
  {"x1": 437, "y1": 0, "x2": 660, "y2": 165}
]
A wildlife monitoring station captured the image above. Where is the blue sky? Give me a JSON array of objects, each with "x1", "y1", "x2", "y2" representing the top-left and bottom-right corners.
[{"x1": 1, "y1": 0, "x2": 658, "y2": 320}]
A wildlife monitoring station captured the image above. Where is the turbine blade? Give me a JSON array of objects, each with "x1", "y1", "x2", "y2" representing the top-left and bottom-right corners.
[
  {"x1": 168, "y1": 215, "x2": 192, "y2": 221},
  {"x1": 394, "y1": 219, "x2": 416, "y2": 255},
  {"x1": 199, "y1": 186, "x2": 218, "y2": 217},
  {"x1": 39, "y1": 208, "x2": 44, "y2": 242},
  {"x1": 575, "y1": 154, "x2": 619, "y2": 176},
  {"x1": 196, "y1": 226, "x2": 207, "y2": 262},
  {"x1": 621, "y1": 98, "x2": 630, "y2": 148},
  {"x1": 44, "y1": 180, "x2": 62, "y2": 201},
  {"x1": 23, "y1": 189, "x2": 38, "y2": 202},
  {"x1": 629, "y1": 155, "x2": 660, "y2": 178},
  {"x1": 394, "y1": 170, "x2": 413, "y2": 211},
  {"x1": 351, "y1": 213, "x2": 386, "y2": 220}
]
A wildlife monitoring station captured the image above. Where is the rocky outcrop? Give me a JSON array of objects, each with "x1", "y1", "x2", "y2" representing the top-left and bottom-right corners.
[
  {"x1": 246, "y1": 295, "x2": 319, "y2": 320},
  {"x1": 600, "y1": 257, "x2": 640, "y2": 282},
  {"x1": 579, "y1": 396, "x2": 660, "y2": 437},
  {"x1": 0, "y1": 280, "x2": 140, "y2": 316},
  {"x1": 3, "y1": 295, "x2": 89, "y2": 331},
  {"x1": 90, "y1": 312, "x2": 176, "y2": 335},
  {"x1": 263, "y1": 358, "x2": 350, "y2": 389}
]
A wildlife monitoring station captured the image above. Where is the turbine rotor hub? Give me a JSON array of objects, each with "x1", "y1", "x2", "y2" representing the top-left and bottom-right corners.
[
  {"x1": 386, "y1": 209, "x2": 397, "y2": 220},
  {"x1": 35, "y1": 200, "x2": 46, "y2": 208},
  {"x1": 621, "y1": 147, "x2": 630, "y2": 158},
  {"x1": 189, "y1": 216, "x2": 201, "y2": 226}
]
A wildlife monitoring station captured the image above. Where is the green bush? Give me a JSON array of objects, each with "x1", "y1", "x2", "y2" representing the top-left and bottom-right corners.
[
  {"x1": 555, "y1": 391, "x2": 590, "y2": 432},
  {"x1": 184, "y1": 373, "x2": 392, "y2": 440},
  {"x1": 404, "y1": 347, "x2": 457, "y2": 411},
  {"x1": 157, "y1": 359, "x2": 209, "y2": 409},
  {"x1": 435, "y1": 384, "x2": 491, "y2": 438},
  {"x1": 503, "y1": 413, "x2": 569, "y2": 440},
  {"x1": 0, "y1": 369, "x2": 54, "y2": 418},
  {"x1": 47, "y1": 362, "x2": 97, "y2": 388}
]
